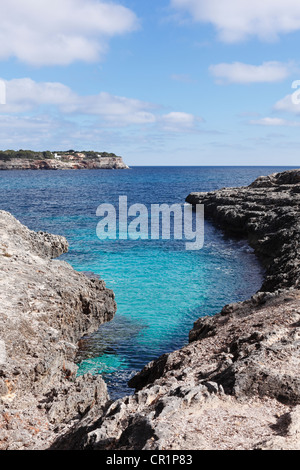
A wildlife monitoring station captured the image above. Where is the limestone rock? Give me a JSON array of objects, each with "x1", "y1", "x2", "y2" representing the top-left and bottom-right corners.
[
  {"x1": 0, "y1": 157, "x2": 129, "y2": 171},
  {"x1": 0, "y1": 211, "x2": 116, "y2": 449},
  {"x1": 56, "y1": 169, "x2": 300, "y2": 451}
]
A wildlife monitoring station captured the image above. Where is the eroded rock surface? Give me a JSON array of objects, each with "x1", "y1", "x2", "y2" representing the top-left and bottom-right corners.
[
  {"x1": 186, "y1": 169, "x2": 300, "y2": 292},
  {"x1": 53, "y1": 169, "x2": 300, "y2": 451},
  {"x1": 0, "y1": 157, "x2": 129, "y2": 170},
  {"x1": 0, "y1": 211, "x2": 116, "y2": 449}
]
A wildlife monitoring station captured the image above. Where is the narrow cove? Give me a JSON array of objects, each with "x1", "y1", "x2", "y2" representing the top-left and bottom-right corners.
[{"x1": 0, "y1": 166, "x2": 290, "y2": 399}]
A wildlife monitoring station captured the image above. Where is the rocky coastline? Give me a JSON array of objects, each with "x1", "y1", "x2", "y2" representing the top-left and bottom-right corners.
[
  {"x1": 2, "y1": 168, "x2": 300, "y2": 450},
  {"x1": 0, "y1": 156, "x2": 129, "y2": 171},
  {"x1": 52, "y1": 168, "x2": 300, "y2": 451},
  {"x1": 0, "y1": 211, "x2": 116, "y2": 449}
]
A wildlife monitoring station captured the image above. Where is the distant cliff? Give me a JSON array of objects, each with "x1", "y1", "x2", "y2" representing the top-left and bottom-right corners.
[{"x1": 0, "y1": 156, "x2": 129, "y2": 170}]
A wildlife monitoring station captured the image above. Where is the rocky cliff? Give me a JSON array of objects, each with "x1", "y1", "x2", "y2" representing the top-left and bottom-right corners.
[
  {"x1": 0, "y1": 211, "x2": 117, "y2": 449},
  {"x1": 52, "y1": 169, "x2": 300, "y2": 451},
  {"x1": 0, "y1": 156, "x2": 129, "y2": 170}
]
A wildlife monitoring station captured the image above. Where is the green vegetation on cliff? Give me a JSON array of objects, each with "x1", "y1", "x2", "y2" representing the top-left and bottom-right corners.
[
  {"x1": 80, "y1": 151, "x2": 120, "y2": 159},
  {"x1": 0, "y1": 150, "x2": 54, "y2": 161},
  {"x1": 0, "y1": 150, "x2": 120, "y2": 162}
]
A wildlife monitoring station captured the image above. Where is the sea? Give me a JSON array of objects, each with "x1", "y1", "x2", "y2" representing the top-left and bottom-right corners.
[{"x1": 0, "y1": 166, "x2": 293, "y2": 399}]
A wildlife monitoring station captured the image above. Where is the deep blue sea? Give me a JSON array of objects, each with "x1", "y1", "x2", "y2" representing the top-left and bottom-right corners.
[{"x1": 0, "y1": 166, "x2": 293, "y2": 398}]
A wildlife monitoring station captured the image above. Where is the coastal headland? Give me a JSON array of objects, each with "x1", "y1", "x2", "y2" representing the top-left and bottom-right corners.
[
  {"x1": 0, "y1": 150, "x2": 129, "y2": 170},
  {"x1": 1, "y1": 168, "x2": 300, "y2": 450}
]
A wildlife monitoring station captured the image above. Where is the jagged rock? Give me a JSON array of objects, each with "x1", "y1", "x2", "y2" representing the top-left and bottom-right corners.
[
  {"x1": 186, "y1": 169, "x2": 300, "y2": 292},
  {"x1": 54, "y1": 169, "x2": 300, "y2": 451},
  {"x1": 4, "y1": 168, "x2": 300, "y2": 450},
  {"x1": 0, "y1": 211, "x2": 116, "y2": 449}
]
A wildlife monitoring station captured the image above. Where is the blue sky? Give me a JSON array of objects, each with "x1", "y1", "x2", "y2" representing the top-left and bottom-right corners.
[{"x1": 1, "y1": 0, "x2": 300, "y2": 165}]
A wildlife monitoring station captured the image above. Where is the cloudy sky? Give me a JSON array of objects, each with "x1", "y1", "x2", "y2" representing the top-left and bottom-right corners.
[{"x1": 1, "y1": 0, "x2": 300, "y2": 165}]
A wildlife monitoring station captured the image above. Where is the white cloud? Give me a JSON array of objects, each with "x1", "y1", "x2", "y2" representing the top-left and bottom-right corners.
[
  {"x1": 274, "y1": 94, "x2": 300, "y2": 115},
  {"x1": 250, "y1": 117, "x2": 300, "y2": 127},
  {"x1": 171, "y1": 0, "x2": 300, "y2": 42},
  {"x1": 0, "y1": 78, "x2": 203, "y2": 133},
  {"x1": 66, "y1": 93, "x2": 158, "y2": 125},
  {"x1": 210, "y1": 62, "x2": 293, "y2": 84},
  {"x1": 161, "y1": 111, "x2": 203, "y2": 132},
  {"x1": 1, "y1": 78, "x2": 157, "y2": 125},
  {"x1": 2, "y1": 79, "x2": 76, "y2": 113},
  {"x1": 0, "y1": 0, "x2": 138, "y2": 65}
]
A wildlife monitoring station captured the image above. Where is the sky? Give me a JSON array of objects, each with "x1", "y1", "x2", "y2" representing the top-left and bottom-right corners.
[{"x1": 1, "y1": 0, "x2": 300, "y2": 166}]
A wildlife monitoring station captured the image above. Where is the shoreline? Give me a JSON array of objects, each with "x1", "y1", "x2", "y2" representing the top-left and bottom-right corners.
[
  {"x1": 1, "y1": 168, "x2": 300, "y2": 450},
  {"x1": 186, "y1": 169, "x2": 300, "y2": 292},
  {"x1": 0, "y1": 211, "x2": 117, "y2": 450},
  {"x1": 56, "y1": 168, "x2": 300, "y2": 450}
]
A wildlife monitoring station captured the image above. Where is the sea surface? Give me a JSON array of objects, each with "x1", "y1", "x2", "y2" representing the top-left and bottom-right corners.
[{"x1": 0, "y1": 166, "x2": 293, "y2": 398}]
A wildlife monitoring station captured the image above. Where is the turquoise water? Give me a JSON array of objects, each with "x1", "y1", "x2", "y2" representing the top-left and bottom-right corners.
[{"x1": 0, "y1": 166, "x2": 292, "y2": 398}]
